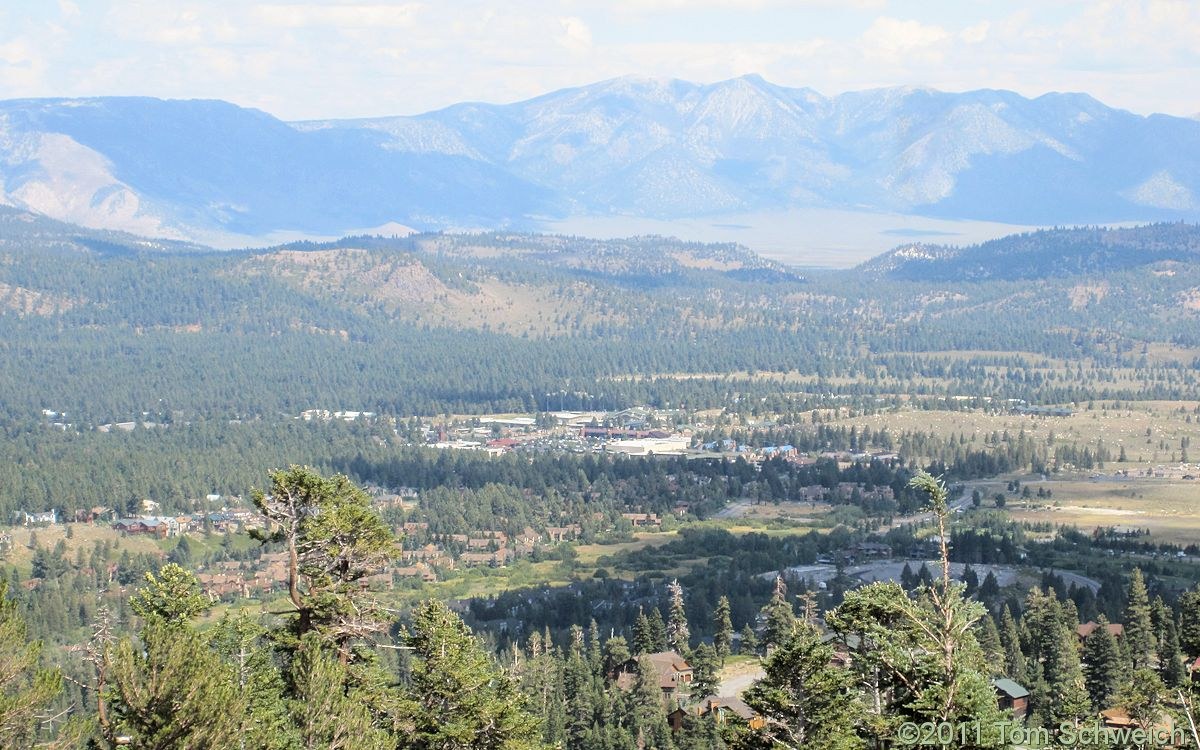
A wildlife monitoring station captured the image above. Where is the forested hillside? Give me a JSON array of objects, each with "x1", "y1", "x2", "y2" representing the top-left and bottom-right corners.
[
  {"x1": 6, "y1": 467, "x2": 1200, "y2": 749},
  {"x1": 860, "y1": 222, "x2": 1200, "y2": 280},
  {"x1": 2, "y1": 213, "x2": 1199, "y2": 425}
]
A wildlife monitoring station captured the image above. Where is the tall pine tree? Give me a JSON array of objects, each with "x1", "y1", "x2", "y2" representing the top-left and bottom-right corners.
[
  {"x1": 712, "y1": 596, "x2": 733, "y2": 667},
  {"x1": 732, "y1": 619, "x2": 862, "y2": 750},
  {"x1": 1081, "y1": 614, "x2": 1124, "y2": 710},
  {"x1": 1123, "y1": 569, "x2": 1155, "y2": 670},
  {"x1": 759, "y1": 575, "x2": 797, "y2": 650}
]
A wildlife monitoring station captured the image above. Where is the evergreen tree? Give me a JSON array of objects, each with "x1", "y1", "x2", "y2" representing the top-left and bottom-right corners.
[
  {"x1": 738, "y1": 625, "x2": 758, "y2": 656},
  {"x1": 1178, "y1": 587, "x2": 1200, "y2": 660},
  {"x1": 250, "y1": 466, "x2": 396, "y2": 660},
  {"x1": 128, "y1": 563, "x2": 208, "y2": 626},
  {"x1": 0, "y1": 580, "x2": 64, "y2": 749},
  {"x1": 825, "y1": 472, "x2": 1008, "y2": 747},
  {"x1": 646, "y1": 609, "x2": 668, "y2": 654},
  {"x1": 975, "y1": 612, "x2": 1004, "y2": 670},
  {"x1": 402, "y1": 599, "x2": 541, "y2": 750},
  {"x1": 288, "y1": 638, "x2": 395, "y2": 750},
  {"x1": 1022, "y1": 587, "x2": 1091, "y2": 730},
  {"x1": 675, "y1": 712, "x2": 725, "y2": 750},
  {"x1": 759, "y1": 575, "x2": 797, "y2": 650},
  {"x1": 209, "y1": 613, "x2": 297, "y2": 750},
  {"x1": 521, "y1": 634, "x2": 565, "y2": 748},
  {"x1": 1151, "y1": 596, "x2": 1173, "y2": 655},
  {"x1": 1158, "y1": 619, "x2": 1187, "y2": 690},
  {"x1": 633, "y1": 609, "x2": 654, "y2": 656},
  {"x1": 104, "y1": 568, "x2": 245, "y2": 750},
  {"x1": 978, "y1": 571, "x2": 1001, "y2": 602},
  {"x1": 602, "y1": 636, "x2": 632, "y2": 677},
  {"x1": 712, "y1": 596, "x2": 733, "y2": 667},
  {"x1": 962, "y1": 564, "x2": 979, "y2": 597},
  {"x1": 1124, "y1": 569, "x2": 1155, "y2": 670},
  {"x1": 1115, "y1": 668, "x2": 1168, "y2": 733},
  {"x1": 732, "y1": 619, "x2": 862, "y2": 750},
  {"x1": 666, "y1": 580, "x2": 690, "y2": 654},
  {"x1": 629, "y1": 657, "x2": 673, "y2": 750},
  {"x1": 588, "y1": 620, "x2": 603, "y2": 676},
  {"x1": 688, "y1": 644, "x2": 720, "y2": 701},
  {"x1": 106, "y1": 621, "x2": 246, "y2": 750},
  {"x1": 1081, "y1": 615, "x2": 1124, "y2": 710},
  {"x1": 999, "y1": 604, "x2": 1027, "y2": 683},
  {"x1": 563, "y1": 633, "x2": 595, "y2": 750}
]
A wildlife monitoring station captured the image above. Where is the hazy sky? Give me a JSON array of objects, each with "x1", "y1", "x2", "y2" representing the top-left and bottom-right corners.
[{"x1": 2, "y1": 0, "x2": 1198, "y2": 121}]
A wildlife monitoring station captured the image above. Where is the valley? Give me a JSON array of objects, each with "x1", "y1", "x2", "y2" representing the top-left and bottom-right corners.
[
  {"x1": 5, "y1": 5, "x2": 1200, "y2": 748},
  {"x1": 2, "y1": 211, "x2": 1200, "y2": 748}
]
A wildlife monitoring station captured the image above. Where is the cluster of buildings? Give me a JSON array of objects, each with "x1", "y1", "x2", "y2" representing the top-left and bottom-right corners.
[
  {"x1": 414, "y1": 407, "x2": 699, "y2": 458},
  {"x1": 396, "y1": 523, "x2": 587, "y2": 579},
  {"x1": 196, "y1": 550, "x2": 395, "y2": 600},
  {"x1": 793, "y1": 482, "x2": 895, "y2": 504},
  {"x1": 111, "y1": 508, "x2": 261, "y2": 538},
  {"x1": 299, "y1": 409, "x2": 378, "y2": 422}
]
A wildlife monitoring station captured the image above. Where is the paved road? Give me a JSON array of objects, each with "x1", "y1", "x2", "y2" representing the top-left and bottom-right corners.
[
  {"x1": 713, "y1": 501, "x2": 752, "y2": 519},
  {"x1": 717, "y1": 665, "x2": 764, "y2": 698}
]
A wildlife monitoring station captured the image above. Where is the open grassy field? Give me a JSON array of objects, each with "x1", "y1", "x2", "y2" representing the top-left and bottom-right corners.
[
  {"x1": 832, "y1": 401, "x2": 1200, "y2": 468},
  {"x1": 1006, "y1": 478, "x2": 1200, "y2": 545},
  {"x1": 714, "y1": 500, "x2": 827, "y2": 523},
  {"x1": 1, "y1": 522, "x2": 263, "y2": 578},
  {"x1": 574, "y1": 532, "x2": 677, "y2": 566},
  {"x1": 2, "y1": 523, "x2": 163, "y2": 573},
  {"x1": 817, "y1": 401, "x2": 1200, "y2": 547}
]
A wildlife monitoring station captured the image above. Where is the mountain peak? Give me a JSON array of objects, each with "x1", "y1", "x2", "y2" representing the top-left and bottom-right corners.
[{"x1": 2, "y1": 78, "x2": 1199, "y2": 244}]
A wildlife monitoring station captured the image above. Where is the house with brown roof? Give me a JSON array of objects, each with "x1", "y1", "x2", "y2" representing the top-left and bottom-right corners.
[
  {"x1": 668, "y1": 697, "x2": 766, "y2": 732},
  {"x1": 621, "y1": 513, "x2": 662, "y2": 528},
  {"x1": 546, "y1": 524, "x2": 582, "y2": 542},
  {"x1": 395, "y1": 564, "x2": 437, "y2": 582},
  {"x1": 852, "y1": 542, "x2": 892, "y2": 558},
  {"x1": 698, "y1": 698, "x2": 765, "y2": 729},
  {"x1": 461, "y1": 549, "x2": 514, "y2": 567},
  {"x1": 1076, "y1": 621, "x2": 1124, "y2": 641},
  {"x1": 197, "y1": 572, "x2": 246, "y2": 599},
  {"x1": 1100, "y1": 706, "x2": 1175, "y2": 738},
  {"x1": 614, "y1": 652, "x2": 693, "y2": 699}
]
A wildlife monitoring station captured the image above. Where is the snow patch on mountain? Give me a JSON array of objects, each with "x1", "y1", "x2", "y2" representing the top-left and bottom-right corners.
[{"x1": 1124, "y1": 171, "x2": 1197, "y2": 211}]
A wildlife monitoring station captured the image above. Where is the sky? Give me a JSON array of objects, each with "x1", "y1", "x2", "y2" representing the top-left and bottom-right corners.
[{"x1": 1, "y1": 0, "x2": 1198, "y2": 121}]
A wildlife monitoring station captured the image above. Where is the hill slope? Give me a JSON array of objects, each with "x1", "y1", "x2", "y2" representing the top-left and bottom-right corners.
[
  {"x1": 2, "y1": 212, "x2": 1199, "y2": 424},
  {"x1": 858, "y1": 223, "x2": 1200, "y2": 281},
  {"x1": 0, "y1": 97, "x2": 551, "y2": 242}
]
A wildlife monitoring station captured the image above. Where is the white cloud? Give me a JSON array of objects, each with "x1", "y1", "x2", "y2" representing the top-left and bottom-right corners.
[
  {"x1": 612, "y1": 0, "x2": 885, "y2": 11},
  {"x1": 860, "y1": 17, "x2": 948, "y2": 59},
  {"x1": 0, "y1": 0, "x2": 1198, "y2": 119},
  {"x1": 960, "y1": 21, "x2": 989, "y2": 45},
  {"x1": 560, "y1": 16, "x2": 593, "y2": 52},
  {"x1": 251, "y1": 3, "x2": 421, "y2": 29}
]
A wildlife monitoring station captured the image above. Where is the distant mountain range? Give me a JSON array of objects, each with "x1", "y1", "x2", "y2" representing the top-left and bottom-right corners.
[
  {"x1": 2, "y1": 76, "x2": 1200, "y2": 244},
  {"x1": 858, "y1": 222, "x2": 1200, "y2": 280}
]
